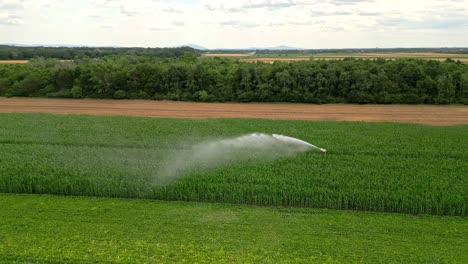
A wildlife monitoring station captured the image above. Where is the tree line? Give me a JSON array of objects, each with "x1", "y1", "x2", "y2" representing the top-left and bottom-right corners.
[
  {"x1": 0, "y1": 45, "x2": 199, "y2": 60},
  {"x1": 0, "y1": 55, "x2": 467, "y2": 104}
]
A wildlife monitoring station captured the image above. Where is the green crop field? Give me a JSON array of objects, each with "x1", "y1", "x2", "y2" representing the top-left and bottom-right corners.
[
  {"x1": 1, "y1": 193, "x2": 467, "y2": 263},
  {"x1": 1, "y1": 113, "x2": 466, "y2": 216}
]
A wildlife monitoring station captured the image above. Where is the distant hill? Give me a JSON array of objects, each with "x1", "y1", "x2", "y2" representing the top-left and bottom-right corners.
[
  {"x1": 249, "y1": 45, "x2": 303, "y2": 50},
  {"x1": 178, "y1": 44, "x2": 208, "y2": 50},
  {"x1": 175, "y1": 44, "x2": 301, "y2": 51}
]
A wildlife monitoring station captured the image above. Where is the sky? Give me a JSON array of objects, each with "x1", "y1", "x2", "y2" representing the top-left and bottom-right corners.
[{"x1": 0, "y1": 0, "x2": 467, "y2": 49}]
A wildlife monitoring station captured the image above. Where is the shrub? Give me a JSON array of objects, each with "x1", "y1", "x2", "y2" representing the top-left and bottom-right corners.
[
  {"x1": 71, "y1": 86, "x2": 83, "y2": 99},
  {"x1": 113, "y1": 90, "x2": 127, "y2": 99},
  {"x1": 47, "y1": 89, "x2": 72, "y2": 98}
]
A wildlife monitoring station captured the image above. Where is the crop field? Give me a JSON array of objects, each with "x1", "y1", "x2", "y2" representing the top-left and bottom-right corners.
[
  {"x1": 1, "y1": 193, "x2": 467, "y2": 263},
  {"x1": 203, "y1": 52, "x2": 468, "y2": 63},
  {"x1": 1, "y1": 113, "x2": 466, "y2": 216},
  {"x1": 2, "y1": 0, "x2": 468, "y2": 262}
]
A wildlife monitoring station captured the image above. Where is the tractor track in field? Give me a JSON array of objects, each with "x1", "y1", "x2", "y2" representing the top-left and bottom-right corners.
[{"x1": 0, "y1": 97, "x2": 467, "y2": 125}]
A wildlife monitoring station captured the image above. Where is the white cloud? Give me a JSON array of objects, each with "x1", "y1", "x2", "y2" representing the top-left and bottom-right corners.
[{"x1": 0, "y1": 0, "x2": 467, "y2": 48}]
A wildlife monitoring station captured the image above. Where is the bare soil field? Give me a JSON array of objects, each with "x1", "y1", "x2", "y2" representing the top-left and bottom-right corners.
[
  {"x1": 0, "y1": 98, "x2": 466, "y2": 125},
  {"x1": 0, "y1": 60, "x2": 29, "y2": 64}
]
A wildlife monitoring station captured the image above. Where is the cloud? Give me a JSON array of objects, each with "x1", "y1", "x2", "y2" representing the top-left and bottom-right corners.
[
  {"x1": 219, "y1": 20, "x2": 259, "y2": 28},
  {"x1": 162, "y1": 7, "x2": 183, "y2": 13},
  {"x1": 172, "y1": 21, "x2": 185, "y2": 26},
  {"x1": 329, "y1": 0, "x2": 374, "y2": 5},
  {"x1": 310, "y1": 10, "x2": 353, "y2": 16},
  {"x1": 206, "y1": 0, "x2": 299, "y2": 13},
  {"x1": 422, "y1": 18, "x2": 468, "y2": 29},
  {"x1": 377, "y1": 16, "x2": 468, "y2": 30},
  {"x1": 0, "y1": 14, "x2": 23, "y2": 25},
  {"x1": 243, "y1": 0, "x2": 296, "y2": 10},
  {"x1": 149, "y1": 27, "x2": 170, "y2": 31},
  {"x1": 1, "y1": 0, "x2": 467, "y2": 48},
  {"x1": 288, "y1": 20, "x2": 325, "y2": 26},
  {"x1": 0, "y1": 0, "x2": 24, "y2": 10},
  {"x1": 87, "y1": 14, "x2": 103, "y2": 19},
  {"x1": 359, "y1": 11, "x2": 380, "y2": 16},
  {"x1": 120, "y1": 5, "x2": 138, "y2": 16}
]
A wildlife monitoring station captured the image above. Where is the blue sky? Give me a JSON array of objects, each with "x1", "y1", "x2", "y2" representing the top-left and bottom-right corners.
[{"x1": 0, "y1": 0, "x2": 467, "y2": 48}]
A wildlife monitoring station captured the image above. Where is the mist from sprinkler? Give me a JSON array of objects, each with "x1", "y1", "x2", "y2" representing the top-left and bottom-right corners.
[{"x1": 157, "y1": 133, "x2": 326, "y2": 184}]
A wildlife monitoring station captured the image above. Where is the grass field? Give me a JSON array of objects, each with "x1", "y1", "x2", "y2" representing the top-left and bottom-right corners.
[
  {"x1": 1, "y1": 193, "x2": 467, "y2": 263},
  {"x1": 1, "y1": 113, "x2": 466, "y2": 216}
]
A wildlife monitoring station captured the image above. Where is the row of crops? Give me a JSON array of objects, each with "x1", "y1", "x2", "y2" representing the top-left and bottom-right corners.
[{"x1": 0, "y1": 113, "x2": 466, "y2": 216}]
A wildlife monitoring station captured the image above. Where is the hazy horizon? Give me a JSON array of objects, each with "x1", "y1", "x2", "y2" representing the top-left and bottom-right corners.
[{"x1": 1, "y1": 0, "x2": 467, "y2": 49}]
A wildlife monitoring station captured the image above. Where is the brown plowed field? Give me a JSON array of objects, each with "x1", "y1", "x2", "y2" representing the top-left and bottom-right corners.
[{"x1": 0, "y1": 98, "x2": 467, "y2": 125}]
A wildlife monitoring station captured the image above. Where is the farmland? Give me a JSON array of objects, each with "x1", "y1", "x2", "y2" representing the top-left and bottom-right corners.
[
  {"x1": 2, "y1": 0, "x2": 468, "y2": 261},
  {"x1": 0, "y1": 60, "x2": 73, "y2": 64},
  {"x1": 1, "y1": 113, "x2": 466, "y2": 216},
  {"x1": 239, "y1": 52, "x2": 468, "y2": 63},
  {"x1": 1, "y1": 98, "x2": 467, "y2": 125},
  {"x1": 202, "y1": 52, "x2": 468, "y2": 63},
  {"x1": 1, "y1": 193, "x2": 467, "y2": 263},
  {"x1": 5, "y1": 52, "x2": 468, "y2": 64},
  {"x1": 0, "y1": 60, "x2": 29, "y2": 64}
]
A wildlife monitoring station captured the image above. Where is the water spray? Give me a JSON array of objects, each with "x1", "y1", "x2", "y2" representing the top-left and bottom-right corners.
[
  {"x1": 271, "y1": 134, "x2": 327, "y2": 154},
  {"x1": 157, "y1": 133, "x2": 326, "y2": 184}
]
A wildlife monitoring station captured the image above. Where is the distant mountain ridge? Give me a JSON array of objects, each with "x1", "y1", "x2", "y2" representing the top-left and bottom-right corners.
[
  {"x1": 1, "y1": 43, "x2": 302, "y2": 51},
  {"x1": 178, "y1": 44, "x2": 208, "y2": 50},
  {"x1": 179, "y1": 44, "x2": 302, "y2": 50},
  {"x1": 248, "y1": 45, "x2": 303, "y2": 50}
]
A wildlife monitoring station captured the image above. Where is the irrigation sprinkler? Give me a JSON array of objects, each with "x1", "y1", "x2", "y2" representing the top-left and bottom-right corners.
[{"x1": 271, "y1": 134, "x2": 327, "y2": 154}]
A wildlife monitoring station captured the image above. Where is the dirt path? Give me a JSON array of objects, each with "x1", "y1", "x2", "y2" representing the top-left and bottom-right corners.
[{"x1": 0, "y1": 98, "x2": 467, "y2": 125}]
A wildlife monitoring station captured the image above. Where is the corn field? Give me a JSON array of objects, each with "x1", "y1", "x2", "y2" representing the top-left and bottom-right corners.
[{"x1": 0, "y1": 113, "x2": 466, "y2": 216}]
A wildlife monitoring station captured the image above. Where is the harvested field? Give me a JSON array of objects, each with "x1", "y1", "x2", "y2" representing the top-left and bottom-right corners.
[
  {"x1": 0, "y1": 98, "x2": 466, "y2": 125},
  {"x1": 362, "y1": 52, "x2": 468, "y2": 58},
  {"x1": 0, "y1": 60, "x2": 74, "y2": 64},
  {"x1": 241, "y1": 57, "x2": 311, "y2": 63},
  {"x1": 202, "y1": 53, "x2": 252, "y2": 57},
  {"x1": 239, "y1": 53, "x2": 468, "y2": 63},
  {"x1": 0, "y1": 60, "x2": 29, "y2": 64}
]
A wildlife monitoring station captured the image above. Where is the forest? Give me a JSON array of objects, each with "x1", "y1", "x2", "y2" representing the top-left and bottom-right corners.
[
  {"x1": 0, "y1": 55, "x2": 467, "y2": 104},
  {"x1": 0, "y1": 45, "x2": 199, "y2": 60}
]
